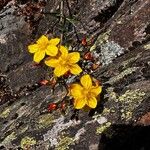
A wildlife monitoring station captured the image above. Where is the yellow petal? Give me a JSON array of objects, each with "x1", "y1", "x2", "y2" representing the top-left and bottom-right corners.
[
  {"x1": 70, "y1": 64, "x2": 82, "y2": 75},
  {"x1": 45, "y1": 58, "x2": 59, "y2": 67},
  {"x1": 33, "y1": 50, "x2": 45, "y2": 63},
  {"x1": 28, "y1": 44, "x2": 39, "y2": 53},
  {"x1": 59, "y1": 46, "x2": 68, "y2": 58},
  {"x1": 49, "y1": 38, "x2": 60, "y2": 45},
  {"x1": 74, "y1": 98, "x2": 86, "y2": 109},
  {"x1": 70, "y1": 84, "x2": 83, "y2": 98},
  {"x1": 46, "y1": 45, "x2": 58, "y2": 56},
  {"x1": 86, "y1": 97, "x2": 97, "y2": 108},
  {"x1": 90, "y1": 86, "x2": 102, "y2": 97},
  {"x1": 54, "y1": 65, "x2": 68, "y2": 77},
  {"x1": 68, "y1": 52, "x2": 80, "y2": 63},
  {"x1": 80, "y1": 74, "x2": 92, "y2": 89},
  {"x1": 37, "y1": 35, "x2": 48, "y2": 45}
]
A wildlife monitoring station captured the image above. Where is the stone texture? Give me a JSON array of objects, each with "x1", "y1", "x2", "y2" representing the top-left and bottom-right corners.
[{"x1": 0, "y1": 0, "x2": 150, "y2": 149}]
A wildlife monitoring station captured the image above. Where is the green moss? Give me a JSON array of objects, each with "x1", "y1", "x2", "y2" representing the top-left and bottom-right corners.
[
  {"x1": 144, "y1": 43, "x2": 150, "y2": 50},
  {"x1": 104, "y1": 89, "x2": 146, "y2": 121},
  {"x1": 121, "y1": 111, "x2": 133, "y2": 120},
  {"x1": 55, "y1": 136, "x2": 74, "y2": 150},
  {"x1": 106, "y1": 87, "x2": 118, "y2": 103},
  {"x1": 118, "y1": 89, "x2": 145, "y2": 102},
  {"x1": 93, "y1": 108, "x2": 112, "y2": 119},
  {"x1": 21, "y1": 136, "x2": 36, "y2": 149},
  {"x1": 93, "y1": 114, "x2": 102, "y2": 119},
  {"x1": 93, "y1": 107, "x2": 112, "y2": 121},
  {"x1": 103, "y1": 108, "x2": 111, "y2": 115},
  {"x1": 121, "y1": 55, "x2": 141, "y2": 69},
  {"x1": 96, "y1": 122, "x2": 111, "y2": 135},
  {"x1": 108, "y1": 67, "x2": 139, "y2": 84},
  {"x1": 1, "y1": 132, "x2": 16, "y2": 146},
  {"x1": 107, "y1": 87, "x2": 117, "y2": 102},
  {"x1": 19, "y1": 125, "x2": 29, "y2": 134},
  {"x1": 90, "y1": 31, "x2": 110, "y2": 51},
  {"x1": 38, "y1": 113, "x2": 54, "y2": 128},
  {"x1": 118, "y1": 89, "x2": 145, "y2": 120},
  {"x1": 0, "y1": 108, "x2": 10, "y2": 118},
  {"x1": 96, "y1": 31, "x2": 110, "y2": 44}
]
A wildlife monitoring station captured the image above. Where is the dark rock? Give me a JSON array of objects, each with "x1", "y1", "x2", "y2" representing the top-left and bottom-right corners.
[{"x1": 0, "y1": 0, "x2": 150, "y2": 149}]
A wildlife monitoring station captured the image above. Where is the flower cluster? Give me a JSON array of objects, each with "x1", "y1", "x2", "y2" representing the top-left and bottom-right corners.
[
  {"x1": 45, "y1": 45, "x2": 82, "y2": 77},
  {"x1": 28, "y1": 35, "x2": 60, "y2": 63},
  {"x1": 28, "y1": 35, "x2": 82, "y2": 77},
  {"x1": 70, "y1": 74, "x2": 102, "y2": 109},
  {"x1": 28, "y1": 35, "x2": 102, "y2": 110}
]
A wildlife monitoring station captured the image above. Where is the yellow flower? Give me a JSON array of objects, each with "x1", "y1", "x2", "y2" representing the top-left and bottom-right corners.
[
  {"x1": 28, "y1": 35, "x2": 60, "y2": 63},
  {"x1": 70, "y1": 74, "x2": 102, "y2": 109},
  {"x1": 45, "y1": 46, "x2": 82, "y2": 77}
]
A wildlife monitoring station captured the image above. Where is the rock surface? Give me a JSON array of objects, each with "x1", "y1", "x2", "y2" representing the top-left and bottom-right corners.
[{"x1": 0, "y1": 0, "x2": 150, "y2": 150}]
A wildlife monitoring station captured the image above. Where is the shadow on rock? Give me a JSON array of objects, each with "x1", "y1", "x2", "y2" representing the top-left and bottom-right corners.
[
  {"x1": 99, "y1": 124, "x2": 150, "y2": 150},
  {"x1": 89, "y1": 87, "x2": 108, "y2": 117}
]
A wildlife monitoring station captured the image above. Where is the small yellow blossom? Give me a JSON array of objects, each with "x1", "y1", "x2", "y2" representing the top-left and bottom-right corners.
[
  {"x1": 70, "y1": 74, "x2": 102, "y2": 109},
  {"x1": 28, "y1": 35, "x2": 60, "y2": 63},
  {"x1": 45, "y1": 46, "x2": 82, "y2": 77}
]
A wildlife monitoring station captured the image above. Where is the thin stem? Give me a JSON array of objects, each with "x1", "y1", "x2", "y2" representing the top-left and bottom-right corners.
[
  {"x1": 65, "y1": 0, "x2": 80, "y2": 43},
  {"x1": 60, "y1": 0, "x2": 64, "y2": 44}
]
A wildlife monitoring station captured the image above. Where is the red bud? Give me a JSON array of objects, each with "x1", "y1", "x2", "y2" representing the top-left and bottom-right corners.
[
  {"x1": 92, "y1": 63, "x2": 99, "y2": 70},
  {"x1": 48, "y1": 103, "x2": 57, "y2": 111},
  {"x1": 61, "y1": 102, "x2": 65, "y2": 110},
  {"x1": 40, "y1": 80, "x2": 49, "y2": 85},
  {"x1": 64, "y1": 71, "x2": 71, "y2": 78},
  {"x1": 81, "y1": 37, "x2": 87, "y2": 46},
  {"x1": 84, "y1": 52, "x2": 93, "y2": 60},
  {"x1": 49, "y1": 77, "x2": 57, "y2": 87}
]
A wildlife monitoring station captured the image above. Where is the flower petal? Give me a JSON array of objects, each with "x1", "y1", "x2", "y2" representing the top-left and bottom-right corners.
[
  {"x1": 33, "y1": 50, "x2": 45, "y2": 63},
  {"x1": 73, "y1": 98, "x2": 86, "y2": 109},
  {"x1": 90, "y1": 86, "x2": 102, "y2": 97},
  {"x1": 49, "y1": 38, "x2": 60, "y2": 45},
  {"x1": 70, "y1": 84, "x2": 83, "y2": 98},
  {"x1": 45, "y1": 58, "x2": 59, "y2": 67},
  {"x1": 70, "y1": 64, "x2": 82, "y2": 75},
  {"x1": 80, "y1": 74, "x2": 92, "y2": 89},
  {"x1": 54, "y1": 65, "x2": 68, "y2": 77},
  {"x1": 28, "y1": 44, "x2": 39, "y2": 53},
  {"x1": 68, "y1": 52, "x2": 80, "y2": 63},
  {"x1": 37, "y1": 35, "x2": 48, "y2": 45},
  {"x1": 86, "y1": 97, "x2": 97, "y2": 108},
  {"x1": 46, "y1": 45, "x2": 58, "y2": 56},
  {"x1": 59, "y1": 46, "x2": 68, "y2": 58}
]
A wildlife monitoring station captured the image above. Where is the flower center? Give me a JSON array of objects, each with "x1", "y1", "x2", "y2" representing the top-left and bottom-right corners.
[
  {"x1": 39, "y1": 42, "x2": 48, "y2": 50},
  {"x1": 83, "y1": 88, "x2": 94, "y2": 100},
  {"x1": 83, "y1": 88, "x2": 90, "y2": 96},
  {"x1": 60, "y1": 58, "x2": 67, "y2": 65}
]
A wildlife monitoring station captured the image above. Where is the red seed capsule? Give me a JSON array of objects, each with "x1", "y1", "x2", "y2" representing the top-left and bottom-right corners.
[
  {"x1": 61, "y1": 102, "x2": 66, "y2": 110},
  {"x1": 93, "y1": 78, "x2": 101, "y2": 86},
  {"x1": 81, "y1": 37, "x2": 87, "y2": 46},
  {"x1": 64, "y1": 71, "x2": 71, "y2": 78},
  {"x1": 49, "y1": 77, "x2": 57, "y2": 87},
  {"x1": 40, "y1": 80, "x2": 49, "y2": 85},
  {"x1": 92, "y1": 63, "x2": 99, "y2": 70},
  {"x1": 48, "y1": 103, "x2": 57, "y2": 111},
  {"x1": 84, "y1": 52, "x2": 93, "y2": 60}
]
